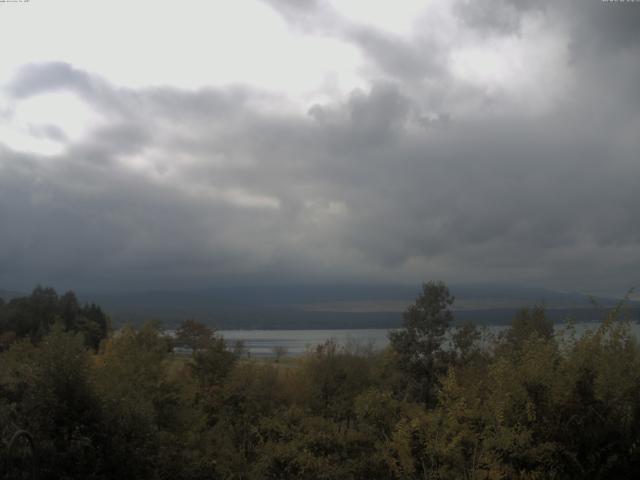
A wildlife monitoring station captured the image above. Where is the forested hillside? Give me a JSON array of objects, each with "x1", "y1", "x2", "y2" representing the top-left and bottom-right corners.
[
  {"x1": 84, "y1": 284, "x2": 638, "y2": 329},
  {"x1": 2, "y1": 282, "x2": 640, "y2": 479}
]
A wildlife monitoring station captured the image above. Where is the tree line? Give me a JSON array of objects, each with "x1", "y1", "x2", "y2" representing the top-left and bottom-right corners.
[{"x1": 1, "y1": 282, "x2": 640, "y2": 479}]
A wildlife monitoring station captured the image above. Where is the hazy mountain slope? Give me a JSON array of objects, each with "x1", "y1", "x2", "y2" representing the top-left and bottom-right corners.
[{"x1": 78, "y1": 284, "x2": 637, "y2": 329}]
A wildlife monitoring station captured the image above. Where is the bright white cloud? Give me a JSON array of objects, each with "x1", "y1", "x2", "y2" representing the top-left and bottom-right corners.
[
  {"x1": 448, "y1": 15, "x2": 570, "y2": 114},
  {"x1": 327, "y1": 0, "x2": 430, "y2": 34},
  {"x1": 0, "y1": 0, "x2": 365, "y2": 97},
  {"x1": 0, "y1": 91, "x2": 103, "y2": 155}
]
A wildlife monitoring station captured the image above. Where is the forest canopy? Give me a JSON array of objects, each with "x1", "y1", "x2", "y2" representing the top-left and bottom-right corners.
[
  {"x1": 1, "y1": 281, "x2": 640, "y2": 479},
  {"x1": 0, "y1": 286, "x2": 110, "y2": 351}
]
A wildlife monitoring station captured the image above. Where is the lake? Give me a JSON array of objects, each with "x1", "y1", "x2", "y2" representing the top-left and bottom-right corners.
[
  {"x1": 219, "y1": 322, "x2": 640, "y2": 357},
  {"x1": 219, "y1": 329, "x2": 393, "y2": 357}
]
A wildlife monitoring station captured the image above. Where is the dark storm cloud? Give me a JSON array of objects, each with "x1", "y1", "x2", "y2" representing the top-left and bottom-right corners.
[
  {"x1": 455, "y1": 0, "x2": 640, "y2": 53},
  {"x1": 348, "y1": 27, "x2": 442, "y2": 82},
  {"x1": 259, "y1": 0, "x2": 640, "y2": 289},
  {"x1": 561, "y1": 0, "x2": 640, "y2": 82},
  {"x1": 454, "y1": 0, "x2": 549, "y2": 35},
  {"x1": 2, "y1": 0, "x2": 640, "y2": 294},
  {"x1": 8, "y1": 62, "x2": 96, "y2": 98}
]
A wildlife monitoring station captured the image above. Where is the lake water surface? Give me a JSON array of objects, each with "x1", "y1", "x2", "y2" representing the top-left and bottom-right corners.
[
  {"x1": 219, "y1": 322, "x2": 640, "y2": 357},
  {"x1": 220, "y1": 329, "x2": 393, "y2": 357}
]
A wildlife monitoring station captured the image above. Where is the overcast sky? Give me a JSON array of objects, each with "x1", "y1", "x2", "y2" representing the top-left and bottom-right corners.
[{"x1": 0, "y1": 0, "x2": 639, "y2": 295}]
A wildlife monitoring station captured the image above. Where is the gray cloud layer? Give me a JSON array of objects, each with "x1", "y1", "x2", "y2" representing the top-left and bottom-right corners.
[{"x1": 1, "y1": 1, "x2": 639, "y2": 294}]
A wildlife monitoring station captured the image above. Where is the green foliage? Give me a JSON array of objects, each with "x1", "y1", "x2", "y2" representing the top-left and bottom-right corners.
[
  {"x1": 502, "y1": 304, "x2": 554, "y2": 351},
  {"x1": 3, "y1": 281, "x2": 640, "y2": 479},
  {"x1": 451, "y1": 320, "x2": 483, "y2": 365},
  {"x1": 0, "y1": 325, "x2": 103, "y2": 479},
  {"x1": 389, "y1": 280, "x2": 455, "y2": 405},
  {"x1": 300, "y1": 339, "x2": 374, "y2": 421},
  {"x1": 93, "y1": 322, "x2": 192, "y2": 479},
  {"x1": 173, "y1": 319, "x2": 237, "y2": 390},
  {"x1": 205, "y1": 362, "x2": 284, "y2": 479},
  {"x1": 398, "y1": 304, "x2": 640, "y2": 479},
  {"x1": 256, "y1": 408, "x2": 391, "y2": 480},
  {"x1": 176, "y1": 318, "x2": 217, "y2": 352},
  {"x1": 0, "y1": 286, "x2": 110, "y2": 350}
]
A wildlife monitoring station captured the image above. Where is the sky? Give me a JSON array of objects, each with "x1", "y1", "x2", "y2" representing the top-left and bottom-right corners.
[{"x1": 0, "y1": 0, "x2": 639, "y2": 295}]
